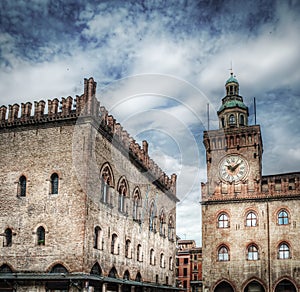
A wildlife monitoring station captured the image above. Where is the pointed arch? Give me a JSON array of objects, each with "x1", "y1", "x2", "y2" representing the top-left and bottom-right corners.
[
  {"x1": 100, "y1": 163, "x2": 114, "y2": 204},
  {"x1": 108, "y1": 266, "x2": 118, "y2": 278},
  {"x1": 0, "y1": 264, "x2": 13, "y2": 273},
  {"x1": 117, "y1": 176, "x2": 129, "y2": 213},
  {"x1": 214, "y1": 280, "x2": 234, "y2": 292},
  {"x1": 243, "y1": 278, "x2": 266, "y2": 292},
  {"x1": 123, "y1": 270, "x2": 130, "y2": 280},
  {"x1": 91, "y1": 262, "x2": 102, "y2": 276},
  {"x1": 167, "y1": 214, "x2": 175, "y2": 241},
  {"x1": 159, "y1": 208, "x2": 166, "y2": 236},
  {"x1": 135, "y1": 272, "x2": 142, "y2": 282},
  {"x1": 132, "y1": 187, "x2": 142, "y2": 221},
  {"x1": 274, "y1": 278, "x2": 296, "y2": 292},
  {"x1": 149, "y1": 200, "x2": 157, "y2": 232}
]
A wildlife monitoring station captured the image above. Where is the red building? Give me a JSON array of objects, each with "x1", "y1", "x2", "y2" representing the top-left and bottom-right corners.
[{"x1": 176, "y1": 239, "x2": 202, "y2": 292}]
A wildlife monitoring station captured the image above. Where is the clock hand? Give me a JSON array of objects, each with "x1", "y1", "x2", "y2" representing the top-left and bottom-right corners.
[
  {"x1": 231, "y1": 162, "x2": 241, "y2": 171},
  {"x1": 226, "y1": 164, "x2": 233, "y2": 171}
]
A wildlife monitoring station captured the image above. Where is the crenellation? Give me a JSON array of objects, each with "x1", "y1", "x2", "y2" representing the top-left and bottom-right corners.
[
  {"x1": 0, "y1": 105, "x2": 7, "y2": 121},
  {"x1": 34, "y1": 100, "x2": 46, "y2": 119},
  {"x1": 0, "y1": 78, "x2": 176, "y2": 196}
]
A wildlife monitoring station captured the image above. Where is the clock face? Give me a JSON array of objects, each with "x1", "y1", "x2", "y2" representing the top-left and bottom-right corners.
[{"x1": 219, "y1": 154, "x2": 249, "y2": 183}]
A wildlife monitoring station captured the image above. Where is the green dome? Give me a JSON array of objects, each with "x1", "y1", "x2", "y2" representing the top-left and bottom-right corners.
[
  {"x1": 225, "y1": 74, "x2": 239, "y2": 85},
  {"x1": 218, "y1": 99, "x2": 247, "y2": 113}
]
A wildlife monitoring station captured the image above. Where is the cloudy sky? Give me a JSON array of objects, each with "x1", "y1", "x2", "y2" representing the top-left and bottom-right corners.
[{"x1": 0, "y1": 0, "x2": 299, "y2": 245}]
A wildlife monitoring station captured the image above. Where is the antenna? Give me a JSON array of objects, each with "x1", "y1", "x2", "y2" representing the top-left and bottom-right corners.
[
  {"x1": 228, "y1": 61, "x2": 233, "y2": 75},
  {"x1": 254, "y1": 97, "x2": 257, "y2": 125},
  {"x1": 207, "y1": 103, "x2": 210, "y2": 131}
]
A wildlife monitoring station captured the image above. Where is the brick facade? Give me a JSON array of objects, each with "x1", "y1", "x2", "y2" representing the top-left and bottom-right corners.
[
  {"x1": 0, "y1": 78, "x2": 179, "y2": 291},
  {"x1": 201, "y1": 74, "x2": 300, "y2": 292}
]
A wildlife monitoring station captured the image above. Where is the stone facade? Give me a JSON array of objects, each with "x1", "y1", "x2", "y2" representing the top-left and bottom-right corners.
[
  {"x1": 201, "y1": 74, "x2": 300, "y2": 292},
  {"x1": 0, "y1": 78, "x2": 179, "y2": 291}
]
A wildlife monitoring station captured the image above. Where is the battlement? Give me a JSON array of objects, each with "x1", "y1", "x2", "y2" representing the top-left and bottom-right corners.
[{"x1": 0, "y1": 77, "x2": 177, "y2": 196}]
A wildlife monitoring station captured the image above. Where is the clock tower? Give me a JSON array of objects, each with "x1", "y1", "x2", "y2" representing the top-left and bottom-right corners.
[{"x1": 202, "y1": 72, "x2": 263, "y2": 198}]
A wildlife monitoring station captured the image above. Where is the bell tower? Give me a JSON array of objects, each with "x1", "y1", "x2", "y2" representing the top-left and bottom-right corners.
[{"x1": 202, "y1": 73, "x2": 263, "y2": 199}]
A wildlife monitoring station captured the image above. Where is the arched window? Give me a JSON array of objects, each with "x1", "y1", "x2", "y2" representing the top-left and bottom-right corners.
[
  {"x1": 137, "y1": 244, "x2": 142, "y2": 262},
  {"x1": 247, "y1": 244, "x2": 259, "y2": 260},
  {"x1": 169, "y1": 257, "x2": 173, "y2": 271},
  {"x1": 118, "y1": 177, "x2": 128, "y2": 213},
  {"x1": 37, "y1": 226, "x2": 45, "y2": 245},
  {"x1": 278, "y1": 209, "x2": 289, "y2": 225},
  {"x1": 218, "y1": 213, "x2": 229, "y2": 228},
  {"x1": 221, "y1": 117, "x2": 225, "y2": 128},
  {"x1": 150, "y1": 248, "x2": 155, "y2": 265},
  {"x1": 100, "y1": 164, "x2": 114, "y2": 204},
  {"x1": 229, "y1": 114, "x2": 235, "y2": 125},
  {"x1": 111, "y1": 233, "x2": 118, "y2": 254},
  {"x1": 135, "y1": 272, "x2": 142, "y2": 282},
  {"x1": 50, "y1": 173, "x2": 59, "y2": 194},
  {"x1": 168, "y1": 215, "x2": 174, "y2": 241},
  {"x1": 50, "y1": 264, "x2": 68, "y2": 273},
  {"x1": 246, "y1": 211, "x2": 257, "y2": 227},
  {"x1": 19, "y1": 175, "x2": 27, "y2": 197},
  {"x1": 125, "y1": 239, "x2": 131, "y2": 258},
  {"x1": 94, "y1": 226, "x2": 102, "y2": 249},
  {"x1": 275, "y1": 280, "x2": 296, "y2": 292},
  {"x1": 278, "y1": 242, "x2": 290, "y2": 259},
  {"x1": 4, "y1": 228, "x2": 12, "y2": 247},
  {"x1": 133, "y1": 189, "x2": 141, "y2": 221},
  {"x1": 218, "y1": 245, "x2": 229, "y2": 261},
  {"x1": 123, "y1": 270, "x2": 130, "y2": 280},
  {"x1": 240, "y1": 114, "x2": 245, "y2": 126},
  {"x1": 149, "y1": 202, "x2": 156, "y2": 232},
  {"x1": 160, "y1": 253, "x2": 165, "y2": 268},
  {"x1": 0, "y1": 264, "x2": 13, "y2": 273},
  {"x1": 91, "y1": 262, "x2": 102, "y2": 275},
  {"x1": 159, "y1": 209, "x2": 165, "y2": 236},
  {"x1": 108, "y1": 267, "x2": 118, "y2": 278}
]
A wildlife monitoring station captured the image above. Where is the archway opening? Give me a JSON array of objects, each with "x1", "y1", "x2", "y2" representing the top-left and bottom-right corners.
[
  {"x1": 275, "y1": 280, "x2": 296, "y2": 292},
  {"x1": 214, "y1": 281, "x2": 234, "y2": 292},
  {"x1": 244, "y1": 281, "x2": 265, "y2": 292}
]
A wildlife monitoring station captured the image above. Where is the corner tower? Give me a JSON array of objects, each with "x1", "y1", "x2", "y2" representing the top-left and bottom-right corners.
[{"x1": 202, "y1": 73, "x2": 263, "y2": 199}]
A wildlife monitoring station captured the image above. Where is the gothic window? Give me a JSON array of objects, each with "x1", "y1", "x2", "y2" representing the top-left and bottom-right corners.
[
  {"x1": 4, "y1": 228, "x2": 12, "y2": 247},
  {"x1": 100, "y1": 164, "x2": 114, "y2": 204},
  {"x1": 133, "y1": 188, "x2": 141, "y2": 221},
  {"x1": 94, "y1": 226, "x2": 102, "y2": 249},
  {"x1": 247, "y1": 244, "x2": 259, "y2": 260},
  {"x1": 0, "y1": 264, "x2": 12, "y2": 273},
  {"x1": 160, "y1": 253, "x2": 165, "y2": 268},
  {"x1": 50, "y1": 173, "x2": 59, "y2": 194},
  {"x1": 218, "y1": 245, "x2": 229, "y2": 261},
  {"x1": 137, "y1": 244, "x2": 142, "y2": 262},
  {"x1": 159, "y1": 209, "x2": 165, "y2": 236},
  {"x1": 135, "y1": 272, "x2": 142, "y2": 282},
  {"x1": 149, "y1": 202, "x2": 156, "y2": 232},
  {"x1": 50, "y1": 264, "x2": 68, "y2": 273},
  {"x1": 229, "y1": 114, "x2": 235, "y2": 125},
  {"x1": 246, "y1": 211, "x2": 257, "y2": 227},
  {"x1": 278, "y1": 209, "x2": 289, "y2": 225},
  {"x1": 123, "y1": 270, "x2": 130, "y2": 280},
  {"x1": 150, "y1": 248, "x2": 155, "y2": 265},
  {"x1": 117, "y1": 177, "x2": 128, "y2": 213},
  {"x1": 111, "y1": 233, "x2": 118, "y2": 254},
  {"x1": 91, "y1": 262, "x2": 102, "y2": 275},
  {"x1": 37, "y1": 226, "x2": 45, "y2": 245},
  {"x1": 108, "y1": 267, "x2": 118, "y2": 278},
  {"x1": 125, "y1": 239, "x2": 131, "y2": 258},
  {"x1": 278, "y1": 243, "x2": 290, "y2": 259},
  {"x1": 218, "y1": 213, "x2": 229, "y2": 228},
  {"x1": 168, "y1": 215, "x2": 174, "y2": 241},
  {"x1": 18, "y1": 175, "x2": 27, "y2": 197}
]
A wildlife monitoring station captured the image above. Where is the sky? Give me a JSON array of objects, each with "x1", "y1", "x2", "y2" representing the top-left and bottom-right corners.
[{"x1": 0, "y1": 0, "x2": 300, "y2": 246}]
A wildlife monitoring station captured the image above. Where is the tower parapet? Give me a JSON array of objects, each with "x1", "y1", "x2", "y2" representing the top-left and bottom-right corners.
[{"x1": 0, "y1": 77, "x2": 177, "y2": 197}]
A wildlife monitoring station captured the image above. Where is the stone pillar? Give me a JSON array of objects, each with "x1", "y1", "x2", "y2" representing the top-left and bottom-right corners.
[
  {"x1": 118, "y1": 284, "x2": 122, "y2": 292},
  {"x1": 102, "y1": 283, "x2": 107, "y2": 292}
]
